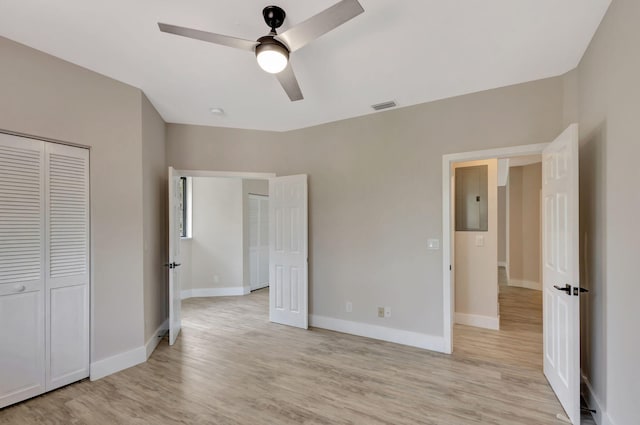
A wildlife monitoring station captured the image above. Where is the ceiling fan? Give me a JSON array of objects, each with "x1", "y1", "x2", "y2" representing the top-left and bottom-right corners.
[{"x1": 158, "y1": 0, "x2": 364, "y2": 102}]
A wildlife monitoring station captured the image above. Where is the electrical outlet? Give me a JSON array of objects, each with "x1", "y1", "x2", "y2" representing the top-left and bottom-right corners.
[
  {"x1": 384, "y1": 307, "x2": 391, "y2": 318},
  {"x1": 213, "y1": 275, "x2": 220, "y2": 283},
  {"x1": 378, "y1": 307, "x2": 385, "y2": 318},
  {"x1": 346, "y1": 301, "x2": 353, "y2": 313}
]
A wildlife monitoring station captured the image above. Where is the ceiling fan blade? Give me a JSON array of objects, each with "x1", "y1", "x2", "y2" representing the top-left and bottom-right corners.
[
  {"x1": 275, "y1": 64, "x2": 304, "y2": 102},
  {"x1": 276, "y1": 0, "x2": 364, "y2": 52},
  {"x1": 158, "y1": 23, "x2": 258, "y2": 52}
]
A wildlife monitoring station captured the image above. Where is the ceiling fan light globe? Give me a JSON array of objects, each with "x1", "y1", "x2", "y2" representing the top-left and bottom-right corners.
[
  {"x1": 257, "y1": 50, "x2": 288, "y2": 74},
  {"x1": 255, "y1": 39, "x2": 289, "y2": 74}
]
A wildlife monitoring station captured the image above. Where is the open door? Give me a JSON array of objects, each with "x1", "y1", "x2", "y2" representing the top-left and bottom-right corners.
[
  {"x1": 167, "y1": 167, "x2": 182, "y2": 345},
  {"x1": 269, "y1": 175, "x2": 308, "y2": 329},
  {"x1": 542, "y1": 124, "x2": 580, "y2": 424}
]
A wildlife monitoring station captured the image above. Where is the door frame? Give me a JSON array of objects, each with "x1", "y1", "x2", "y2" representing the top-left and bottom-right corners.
[
  {"x1": 168, "y1": 169, "x2": 276, "y2": 330},
  {"x1": 441, "y1": 143, "x2": 548, "y2": 354}
]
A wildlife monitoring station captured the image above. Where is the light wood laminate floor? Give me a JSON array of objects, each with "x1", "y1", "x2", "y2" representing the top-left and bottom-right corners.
[{"x1": 1, "y1": 278, "x2": 591, "y2": 424}]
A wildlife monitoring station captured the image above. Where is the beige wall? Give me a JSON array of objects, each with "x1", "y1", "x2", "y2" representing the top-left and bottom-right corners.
[
  {"x1": 568, "y1": 1, "x2": 640, "y2": 423},
  {"x1": 189, "y1": 178, "x2": 244, "y2": 290},
  {"x1": 141, "y1": 94, "x2": 167, "y2": 342},
  {"x1": 0, "y1": 36, "x2": 156, "y2": 363},
  {"x1": 453, "y1": 160, "x2": 499, "y2": 324},
  {"x1": 242, "y1": 179, "x2": 269, "y2": 291},
  {"x1": 508, "y1": 164, "x2": 542, "y2": 287},
  {"x1": 167, "y1": 76, "x2": 563, "y2": 336}
]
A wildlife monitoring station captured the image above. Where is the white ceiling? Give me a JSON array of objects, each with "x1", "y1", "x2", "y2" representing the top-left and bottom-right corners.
[{"x1": 0, "y1": 0, "x2": 611, "y2": 132}]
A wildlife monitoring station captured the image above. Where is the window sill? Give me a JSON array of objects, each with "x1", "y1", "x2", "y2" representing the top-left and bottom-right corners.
[{"x1": 180, "y1": 237, "x2": 193, "y2": 241}]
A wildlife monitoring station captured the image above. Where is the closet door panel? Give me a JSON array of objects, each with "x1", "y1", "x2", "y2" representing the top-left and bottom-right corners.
[
  {"x1": 0, "y1": 289, "x2": 45, "y2": 408},
  {"x1": 45, "y1": 143, "x2": 90, "y2": 391},
  {"x1": 49, "y1": 284, "x2": 89, "y2": 386},
  {"x1": 0, "y1": 134, "x2": 45, "y2": 408}
]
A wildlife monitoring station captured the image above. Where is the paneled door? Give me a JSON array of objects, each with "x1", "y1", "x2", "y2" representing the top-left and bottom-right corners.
[
  {"x1": 269, "y1": 175, "x2": 308, "y2": 329},
  {"x1": 542, "y1": 124, "x2": 580, "y2": 424},
  {"x1": 0, "y1": 134, "x2": 46, "y2": 409},
  {"x1": 167, "y1": 167, "x2": 182, "y2": 345},
  {"x1": 44, "y1": 142, "x2": 90, "y2": 391}
]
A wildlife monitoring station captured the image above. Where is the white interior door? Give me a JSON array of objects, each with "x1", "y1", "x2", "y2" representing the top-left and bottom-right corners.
[
  {"x1": 542, "y1": 124, "x2": 580, "y2": 424},
  {"x1": 168, "y1": 167, "x2": 182, "y2": 345},
  {"x1": 44, "y1": 142, "x2": 90, "y2": 391},
  {"x1": 269, "y1": 175, "x2": 308, "y2": 329},
  {"x1": 0, "y1": 134, "x2": 46, "y2": 408}
]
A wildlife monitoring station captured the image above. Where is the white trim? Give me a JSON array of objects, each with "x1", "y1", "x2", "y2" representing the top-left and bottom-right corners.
[
  {"x1": 454, "y1": 313, "x2": 500, "y2": 330},
  {"x1": 581, "y1": 372, "x2": 615, "y2": 425},
  {"x1": 498, "y1": 261, "x2": 507, "y2": 268},
  {"x1": 310, "y1": 315, "x2": 446, "y2": 353},
  {"x1": 507, "y1": 279, "x2": 542, "y2": 291},
  {"x1": 174, "y1": 170, "x2": 276, "y2": 179},
  {"x1": 181, "y1": 286, "x2": 250, "y2": 300},
  {"x1": 89, "y1": 346, "x2": 146, "y2": 381},
  {"x1": 145, "y1": 318, "x2": 169, "y2": 359},
  {"x1": 442, "y1": 142, "x2": 548, "y2": 354}
]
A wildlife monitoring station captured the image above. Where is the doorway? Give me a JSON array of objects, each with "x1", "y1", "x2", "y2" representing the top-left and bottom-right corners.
[
  {"x1": 442, "y1": 124, "x2": 583, "y2": 424},
  {"x1": 166, "y1": 169, "x2": 309, "y2": 346}
]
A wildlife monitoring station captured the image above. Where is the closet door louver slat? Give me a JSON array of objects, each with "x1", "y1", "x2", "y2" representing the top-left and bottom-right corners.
[{"x1": 0, "y1": 144, "x2": 44, "y2": 285}]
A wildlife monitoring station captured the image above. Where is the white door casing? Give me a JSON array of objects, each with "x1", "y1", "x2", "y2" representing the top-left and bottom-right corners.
[
  {"x1": 168, "y1": 167, "x2": 182, "y2": 345},
  {"x1": 269, "y1": 175, "x2": 308, "y2": 329},
  {"x1": 542, "y1": 124, "x2": 580, "y2": 424}
]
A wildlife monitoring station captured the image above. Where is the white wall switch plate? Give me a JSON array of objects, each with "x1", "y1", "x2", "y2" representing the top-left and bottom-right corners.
[
  {"x1": 475, "y1": 235, "x2": 485, "y2": 247},
  {"x1": 427, "y1": 239, "x2": 440, "y2": 250},
  {"x1": 384, "y1": 307, "x2": 391, "y2": 318},
  {"x1": 378, "y1": 307, "x2": 385, "y2": 318},
  {"x1": 346, "y1": 301, "x2": 353, "y2": 313}
]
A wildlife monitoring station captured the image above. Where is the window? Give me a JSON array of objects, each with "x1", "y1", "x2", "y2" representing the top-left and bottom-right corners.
[{"x1": 178, "y1": 177, "x2": 192, "y2": 238}]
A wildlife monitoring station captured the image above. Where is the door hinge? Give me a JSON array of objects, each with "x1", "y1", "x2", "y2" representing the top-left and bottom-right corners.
[
  {"x1": 449, "y1": 265, "x2": 452, "y2": 271},
  {"x1": 573, "y1": 287, "x2": 589, "y2": 296}
]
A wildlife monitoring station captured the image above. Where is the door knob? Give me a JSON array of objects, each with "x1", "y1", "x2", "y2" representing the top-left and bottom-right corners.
[
  {"x1": 13, "y1": 284, "x2": 26, "y2": 293},
  {"x1": 553, "y1": 284, "x2": 572, "y2": 295}
]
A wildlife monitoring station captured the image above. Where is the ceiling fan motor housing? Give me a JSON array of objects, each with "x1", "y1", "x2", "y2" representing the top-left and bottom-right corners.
[{"x1": 263, "y1": 5, "x2": 286, "y2": 31}]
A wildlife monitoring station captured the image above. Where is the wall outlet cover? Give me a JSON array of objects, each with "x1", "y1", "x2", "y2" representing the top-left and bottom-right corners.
[
  {"x1": 346, "y1": 301, "x2": 353, "y2": 313},
  {"x1": 384, "y1": 307, "x2": 391, "y2": 318},
  {"x1": 377, "y1": 307, "x2": 385, "y2": 318}
]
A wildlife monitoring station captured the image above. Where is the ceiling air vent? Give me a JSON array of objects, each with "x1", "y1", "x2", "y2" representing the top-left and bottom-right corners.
[{"x1": 371, "y1": 101, "x2": 397, "y2": 111}]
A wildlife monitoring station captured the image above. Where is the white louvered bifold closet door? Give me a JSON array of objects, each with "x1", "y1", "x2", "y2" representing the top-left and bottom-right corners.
[
  {"x1": 0, "y1": 134, "x2": 89, "y2": 409},
  {"x1": 45, "y1": 142, "x2": 90, "y2": 391},
  {"x1": 0, "y1": 134, "x2": 46, "y2": 409}
]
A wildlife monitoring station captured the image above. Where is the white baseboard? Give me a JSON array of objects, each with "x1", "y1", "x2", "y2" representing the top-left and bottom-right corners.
[
  {"x1": 309, "y1": 315, "x2": 446, "y2": 353},
  {"x1": 145, "y1": 318, "x2": 169, "y2": 359},
  {"x1": 582, "y1": 372, "x2": 615, "y2": 425},
  {"x1": 90, "y1": 346, "x2": 146, "y2": 381},
  {"x1": 181, "y1": 286, "x2": 250, "y2": 300},
  {"x1": 498, "y1": 261, "x2": 507, "y2": 268},
  {"x1": 455, "y1": 312, "x2": 500, "y2": 330},
  {"x1": 508, "y1": 279, "x2": 542, "y2": 291}
]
